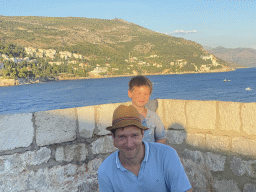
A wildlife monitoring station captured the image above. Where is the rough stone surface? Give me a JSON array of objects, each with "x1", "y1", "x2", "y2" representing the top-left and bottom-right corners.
[
  {"x1": 241, "y1": 103, "x2": 256, "y2": 135},
  {"x1": 55, "y1": 143, "x2": 88, "y2": 162},
  {"x1": 91, "y1": 136, "x2": 117, "y2": 154},
  {"x1": 35, "y1": 108, "x2": 77, "y2": 146},
  {"x1": 0, "y1": 113, "x2": 34, "y2": 151},
  {"x1": 213, "y1": 179, "x2": 241, "y2": 192},
  {"x1": 206, "y1": 134, "x2": 230, "y2": 151},
  {"x1": 243, "y1": 183, "x2": 256, "y2": 192},
  {"x1": 232, "y1": 137, "x2": 256, "y2": 156},
  {"x1": 186, "y1": 100, "x2": 216, "y2": 130},
  {"x1": 21, "y1": 147, "x2": 51, "y2": 166},
  {"x1": 166, "y1": 130, "x2": 186, "y2": 144},
  {"x1": 230, "y1": 156, "x2": 256, "y2": 178},
  {"x1": 87, "y1": 158, "x2": 103, "y2": 173},
  {"x1": 186, "y1": 133, "x2": 205, "y2": 147},
  {"x1": 182, "y1": 149, "x2": 205, "y2": 165},
  {"x1": 162, "y1": 99, "x2": 186, "y2": 130},
  {"x1": 205, "y1": 152, "x2": 226, "y2": 172},
  {"x1": 77, "y1": 106, "x2": 95, "y2": 139},
  {"x1": 96, "y1": 103, "x2": 120, "y2": 136},
  {"x1": 219, "y1": 101, "x2": 241, "y2": 132},
  {"x1": 0, "y1": 153, "x2": 26, "y2": 176}
]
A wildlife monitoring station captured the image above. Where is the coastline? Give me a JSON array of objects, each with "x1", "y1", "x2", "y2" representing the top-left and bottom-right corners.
[{"x1": 0, "y1": 67, "x2": 238, "y2": 87}]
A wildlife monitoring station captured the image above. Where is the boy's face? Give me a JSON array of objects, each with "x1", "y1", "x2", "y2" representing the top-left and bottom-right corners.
[{"x1": 128, "y1": 85, "x2": 151, "y2": 108}]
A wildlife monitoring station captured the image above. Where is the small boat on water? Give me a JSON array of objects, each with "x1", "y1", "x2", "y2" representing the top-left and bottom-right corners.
[
  {"x1": 223, "y1": 79, "x2": 227, "y2": 82},
  {"x1": 245, "y1": 87, "x2": 253, "y2": 91}
]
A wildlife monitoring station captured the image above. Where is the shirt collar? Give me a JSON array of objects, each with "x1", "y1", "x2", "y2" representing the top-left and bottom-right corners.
[{"x1": 116, "y1": 141, "x2": 149, "y2": 170}]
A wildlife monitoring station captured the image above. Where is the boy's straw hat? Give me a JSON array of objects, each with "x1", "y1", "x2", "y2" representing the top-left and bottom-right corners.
[{"x1": 106, "y1": 105, "x2": 149, "y2": 131}]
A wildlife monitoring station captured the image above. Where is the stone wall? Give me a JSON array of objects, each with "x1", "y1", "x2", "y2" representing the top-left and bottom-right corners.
[{"x1": 0, "y1": 99, "x2": 256, "y2": 192}]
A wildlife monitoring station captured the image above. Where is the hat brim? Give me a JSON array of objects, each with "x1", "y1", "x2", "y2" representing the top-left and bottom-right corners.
[{"x1": 106, "y1": 120, "x2": 149, "y2": 131}]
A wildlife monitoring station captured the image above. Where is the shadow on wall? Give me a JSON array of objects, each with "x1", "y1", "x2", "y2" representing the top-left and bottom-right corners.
[{"x1": 167, "y1": 122, "x2": 256, "y2": 192}]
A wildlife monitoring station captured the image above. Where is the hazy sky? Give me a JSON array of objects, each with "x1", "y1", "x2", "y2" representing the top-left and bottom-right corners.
[{"x1": 1, "y1": 0, "x2": 255, "y2": 49}]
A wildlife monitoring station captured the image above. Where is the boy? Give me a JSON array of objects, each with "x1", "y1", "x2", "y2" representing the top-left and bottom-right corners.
[{"x1": 128, "y1": 75, "x2": 166, "y2": 143}]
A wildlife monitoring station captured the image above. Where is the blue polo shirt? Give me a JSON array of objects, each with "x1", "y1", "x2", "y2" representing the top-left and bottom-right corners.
[
  {"x1": 142, "y1": 108, "x2": 166, "y2": 142},
  {"x1": 98, "y1": 142, "x2": 191, "y2": 192}
]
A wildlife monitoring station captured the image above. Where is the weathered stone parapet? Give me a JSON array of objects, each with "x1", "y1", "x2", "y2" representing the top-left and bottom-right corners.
[
  {"x1": 35, "y1": 109, "x2": 77, "y2": 146},
  {"x1": 0, "y1": 113, "x2": 34, "y2": 151},
  {"x1": 0, "y1": 99, "x2": 256, "y2": 191}
]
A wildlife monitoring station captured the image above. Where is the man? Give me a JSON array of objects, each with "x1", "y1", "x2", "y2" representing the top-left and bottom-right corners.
[{"x1": 98, "y1": 105, "x2": 192, "y2": 192}]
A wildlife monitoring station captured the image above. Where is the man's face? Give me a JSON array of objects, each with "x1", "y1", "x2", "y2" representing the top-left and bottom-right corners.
[
  {"x1": 112, "y1": 126, "x2": 144, "y2": 160},
  {"x1": 128, "y1": 86, "x2": 151, "y2": 108}
]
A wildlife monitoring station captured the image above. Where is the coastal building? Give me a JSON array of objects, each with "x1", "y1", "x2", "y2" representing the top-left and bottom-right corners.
[
  {"x1": 59, "y1": 51, "x2": 72, "y2": 60},
  {"x1": 73, "y1": 53, "x2": 83, "y2": 59},
  {"x1": 90, "y1": 67, "x2": 108, "y2": 75},
  {"x1": 48, "y1": 61, "x2": 63, "y2": 66}
]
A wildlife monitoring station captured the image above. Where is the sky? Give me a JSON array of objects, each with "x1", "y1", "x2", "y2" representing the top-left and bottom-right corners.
[{"x1": 1, "y1": 0, "x2": 255, "y2": 49}]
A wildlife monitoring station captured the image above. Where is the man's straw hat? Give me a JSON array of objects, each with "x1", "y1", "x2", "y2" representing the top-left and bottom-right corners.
[{"x1": 106, "y1": 105, "x2": 149, "y2": 131}]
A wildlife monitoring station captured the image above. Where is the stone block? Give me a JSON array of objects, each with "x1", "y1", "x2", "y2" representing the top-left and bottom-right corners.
[
  {"x1": 206, "y1": 134, "x2": 230, "y2": 151},
  {"x1": 26, "y1": 169, "x2": 49, "y2": 191},
  {"x1": 91, "y1": 136, "x2": 117, "y2": 154},
  {"x1": 0, "y1": 153, "x2": 26, "y2": 176},
  {"x1": 96, "y1": 103, "x2": 120, "y2": 136},
  {"x1": 213, "y1": 179, "x2": 241, "y2": 192},
  {"x1": 87, "y1": 158, "x2": 103, "y2": 173},
  {"x1": 186, "y1": 133, "x2": 205, "y2": 147},
  {"x1": 21, "y1": 147, "x2": 51, "y2": 166},
  {"x1": 0, "y1": 113, "x2": 34, "y2": 151},
  {"x1": 243, "y1": 183, "x2": 256, "y2": 192},
  {"x1": 186, "y1": 100, "x2": 216, "y2": 130},
  {"x1": 77, "y1": 106, "x2": 95, "y2": 138},
  {"x1": 182, "y1": 149, "x2": 205, "y2": 165},
  {"x1": 55, "y1": 143, "x2": 88, "y2": 162},
  {"x1": 232, "y1": 137, "x2": 256, "y2": 156},
  {"x1": 166, "y1": 130, "x2": 186, "y2": 144},
  {"x1": 219, "y1": 101, "x2": 240, "y2": 132},
  {"x1": 163, "y1": 99, "x2": 186, "y2": 130},
  {"x1": 241, "y1": 103, "x2": 256, "y2": 135},
  {"x1": 35, "y1": 108, "x2": 77, "y2": 146},
  {"x1": 230, "y1": 156, "x2": 256, "y2": 178},
  {"x1": 205, "y1": 152, "x2": 226, "y2": 172}
]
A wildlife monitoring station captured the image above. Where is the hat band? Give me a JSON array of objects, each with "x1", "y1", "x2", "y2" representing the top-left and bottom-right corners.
[{"x1": 112, "y1": 117, "x2": 140, "y2": 126}]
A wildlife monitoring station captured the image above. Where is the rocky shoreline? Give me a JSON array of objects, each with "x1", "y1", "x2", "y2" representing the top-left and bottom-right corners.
[{"x1": 0, "y1": 67, "x2": 237, "y2": 87}]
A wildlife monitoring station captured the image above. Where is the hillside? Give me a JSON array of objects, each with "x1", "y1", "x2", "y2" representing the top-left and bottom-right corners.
[
  {"x1": 0, "y1": 16, "x2": 230, "y2": 83},
  {"x1": 0, "y1": 16, "x2": 224, "y2": 62},
  {"x1": 205, "y1": 46, "x2": 256, "y2": 68}
]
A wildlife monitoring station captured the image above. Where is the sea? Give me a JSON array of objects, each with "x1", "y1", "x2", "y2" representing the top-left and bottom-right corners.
[{"x1": 0, "y1": 68, "x2": 255, "y2": 115}]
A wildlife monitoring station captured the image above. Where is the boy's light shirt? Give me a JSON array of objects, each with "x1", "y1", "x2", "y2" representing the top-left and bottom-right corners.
[
  {"x1": 142, "y1": 108, "x2": 166, "y2": 142},
  {"x1": 98, "y1": 141, "x2": 192, "y2": 192}
]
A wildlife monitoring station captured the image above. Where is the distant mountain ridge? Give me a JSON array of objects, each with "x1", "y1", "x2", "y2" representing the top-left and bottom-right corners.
[{"x1": 204, "y1": 46, "x2": 256, "y2": 67}]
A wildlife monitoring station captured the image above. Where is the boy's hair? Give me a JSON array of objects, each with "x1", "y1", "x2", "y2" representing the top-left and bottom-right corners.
[{"x1": 128, "y1": 75, "x2": 153, "y2": 94}]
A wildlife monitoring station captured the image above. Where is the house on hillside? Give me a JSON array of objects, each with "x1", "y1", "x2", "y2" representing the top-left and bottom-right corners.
[
  {"x1": 90, "y1": 67, "x2": 108, "y2": 75},
  {"x1": 73, "y1": 53, "x2": 83, "y2": 59}
]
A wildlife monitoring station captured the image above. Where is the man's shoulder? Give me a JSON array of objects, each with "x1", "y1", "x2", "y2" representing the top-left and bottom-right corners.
[{"x1": 148, "y1": 142, "x2": 176, "y2": 154}]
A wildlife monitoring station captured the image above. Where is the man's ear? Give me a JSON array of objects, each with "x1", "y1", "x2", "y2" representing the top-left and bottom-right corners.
[
  {"x1": 141, "y1": 130, "x2": 144, "y2": 137},
  {"x1": 128, "y1": 90, "x2": 132, "y2": 98}
]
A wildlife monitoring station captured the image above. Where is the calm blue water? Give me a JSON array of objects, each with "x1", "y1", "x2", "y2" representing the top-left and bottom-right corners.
[{"x1": 0, "y1": 68, "x2": 255, "y2": 115}]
